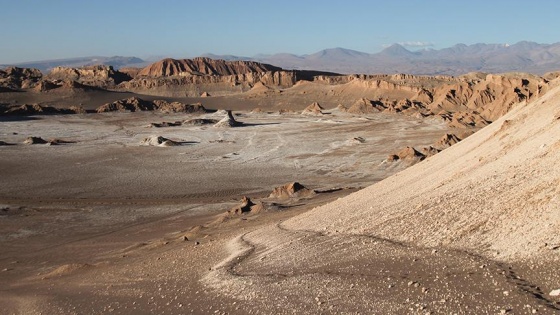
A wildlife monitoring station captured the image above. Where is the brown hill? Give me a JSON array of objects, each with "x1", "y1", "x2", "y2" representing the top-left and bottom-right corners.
[{"x1": 137, "y1": 57, "x2": 282, "y2": 77}]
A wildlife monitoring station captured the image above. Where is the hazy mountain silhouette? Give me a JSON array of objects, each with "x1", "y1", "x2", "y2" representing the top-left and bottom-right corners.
[
  {"x1": 4, "y1": 41, "x2": 560, "y2": 75},
  {"x1": 207, "y1": 41, "x2": 560, "y2": 75},
  {"x1": 1, "y1": 56, "x2": 147, "y2": 72}
]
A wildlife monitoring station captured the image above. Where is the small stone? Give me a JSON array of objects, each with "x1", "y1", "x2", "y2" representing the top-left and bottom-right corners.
[
  {"x1": 182, "y1": 236, "x2": 189, "y2": 241},
  {"x1": 194, "y1": 241, "x2": 200, "y2": 246},
  {"x1": 503, "y1": 291, "x2": 509, "y2": 296},
  {"x1": 550, "y1": 289, "x2": 560, "y2": 296}
]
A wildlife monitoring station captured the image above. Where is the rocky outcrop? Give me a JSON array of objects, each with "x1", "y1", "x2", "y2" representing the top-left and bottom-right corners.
[
  {"x1": 387, "y1": 146, "x2": 426, "y2": 164},
  {"x1": 301, "y1": 102, "x2": 324, "y2": 115},
  {"x1": 425, "y1": 73, "x2": 546, "y2": 122},
  {"x1": 183, "y1": 118, "x2": 219, "y2": 125},
  {"x1": 0, "y1": 67, "x2": 42, "y2": 90},
  {"x1": 152, "y1": 100, "x2": 207, "y2": 113},
  {"x1": 228, "y1": 196, "x2": 266, "y2": 215},
  {"x1": 118, "y1": 67, "x2": 142, "y2": 79},
  {"x1": 46, "y1": 65, "x2": 132, "y2": 87},
  {"x1": 269, "y1": 182, "x2": 315, "y2": 199},
  {"x1": 118, "y1": 70, "x2": 299, "y2": 97},
  {"x1": 23, "y1": 136, "x2": 48, "y2": 145},
  {"x1": 343, "y1": 98, "x2": 385, "y2": 114},
  {"x1": 213, "y1": 110, "x2": 243, "y2": 128},
  {"x1": 434, "y1": 133, "x2": 462, "y2": 149},
  {"x1": 96, "y1": 97, "x2": 207, "y2": 113},
  {"x1": 331, "y1": 73, "x2": 547, "y2": 128},
  {"x1": 386, "y1": 132, "x2": 467, "y2": 166},
  {"x1": 2, "y1": 104, "x2": 85, "y2": 116},
  {"x1": 140, "y1": 136, "x2": 180, "y2": 147}
]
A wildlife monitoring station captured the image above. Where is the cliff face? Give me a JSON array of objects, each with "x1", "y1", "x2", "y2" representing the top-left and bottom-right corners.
[
  {"x1": 331, "y1": 72, "x2": 547, "y2": 128},
  {"x1": 46, "y1": 65, "x2": 132, "y2": 87},
  {"x1": 425, "y1": 73, "x2": 546, "y2": 122},
  {"x1": 119, "y1": 69, "x2": 299, "y2": 97},
  {"x1": 137, "y1": 57, "x2": 282, "y2": 77},
  {"x1": 113, "y1": 58, "x2": 295, "y2": 96}
]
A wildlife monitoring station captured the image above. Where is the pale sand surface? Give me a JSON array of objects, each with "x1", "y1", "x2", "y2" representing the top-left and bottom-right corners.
[
  {"x1": 0, "y1": 108, "x2": 461, "y2": 314},
  {"x1": 203, "y1": 84, "x2": 560, "y2": 313}
]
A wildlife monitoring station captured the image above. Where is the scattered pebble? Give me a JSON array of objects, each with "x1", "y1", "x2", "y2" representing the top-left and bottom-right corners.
[{"x1": 550, "y1": 289, "x2": 560, "y2": 296}]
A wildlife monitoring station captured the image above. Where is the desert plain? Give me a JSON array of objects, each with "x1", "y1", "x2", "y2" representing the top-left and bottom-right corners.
[{"x1": 0, "y1": 59, "x2": 559, "y2": 314}]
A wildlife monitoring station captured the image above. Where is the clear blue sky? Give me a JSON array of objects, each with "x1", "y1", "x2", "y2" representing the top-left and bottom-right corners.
[{"x1": 2, "y1": 0, "x2": 559, "y2": 63}]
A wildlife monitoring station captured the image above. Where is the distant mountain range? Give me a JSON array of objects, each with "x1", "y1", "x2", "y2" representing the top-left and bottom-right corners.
[
  {"x1": 0, "y1": 56, "x2": 149, "y2": 72},
  {"x1": 3, "y1": 41, "x2": 560, "y2": 76},
  {"x1": 203, "y1": 41, "x2": 560, "y2": 76}
]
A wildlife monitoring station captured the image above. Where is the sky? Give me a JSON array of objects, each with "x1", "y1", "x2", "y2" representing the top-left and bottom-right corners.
[{"x1": 2, "y1": 0, "x2": 560, "y2": 64}]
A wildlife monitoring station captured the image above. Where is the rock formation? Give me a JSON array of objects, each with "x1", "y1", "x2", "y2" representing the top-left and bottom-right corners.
[
  {"x1": 140, "y1": 136, "x2": 180, "y2": 147},
  {"x1": 228, "y1": 196, "x2": 266, "y2": 215},
  {"x1": 301, "y1": 102, "x2": 324, "y2": 115},
  {"x1": 269, "y1": 182, "x2": 315, "y2": 199},
  {"x1": 213, "y1": 110, "x2": 243, "y2": 128},
  {"x1": 1, "y1": 58, "x2": 549, "y2": 129},
  {"x1": 46, "y1": 65, "x2": 132, "y2": 87},
  {"x1": 137, "y1": 57, "x2": 282, "y2": 77},
  {"x1": 183, "y1": 118, "x2": 219, "y2": 125},
  {"x1": 2, "y1": 104, "x2": 85, "y2": 116},
  {"x1": 434, "y1": 133, "x2": 462, "y2": 149},
  {"x1": 149, "y1": 121, "x2": 182, "y2": 128},
  {"x1": 344, "y1": 98, "x2": 384, "y2": 114},
  {"x1": 0, "y1": 67, "x2": 42, "y2": 90},
  {"x1": 386, "y1": 133, "x2": 465, "y2": 165},
  {"x1": 23, "y1": 136, "x2": 48, "y2": 144},
  {"x1": 387, "y1": 146, "x2": 426, "y2": 164},
  {"x1": 96, "y1": 97, "x2": 207, "y2": 114}
]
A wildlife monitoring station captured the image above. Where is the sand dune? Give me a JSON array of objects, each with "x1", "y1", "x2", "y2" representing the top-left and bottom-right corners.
[
  {"x1": 201, "y1": 79, "x2": 560, "y2": 314},
  {"x1": 284, "y1": 80, "x2": 560, "y2": 261}
]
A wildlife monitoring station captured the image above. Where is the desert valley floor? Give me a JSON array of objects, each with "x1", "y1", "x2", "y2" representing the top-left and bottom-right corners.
[
  {"x1": 0, "y1": 105, "x2": 452, "y2": 314},
  {"x1": 1, "y1": 59, "x2": 560, "y2": 314}
]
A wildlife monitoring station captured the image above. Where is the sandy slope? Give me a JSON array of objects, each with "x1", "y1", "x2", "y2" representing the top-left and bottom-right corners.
[
  {"x1": 286, "y1": 81, "x2": 560, "y2": 261},
  {"x1": 204, "y1": 81, "x2": 560, "y2": 313}
]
